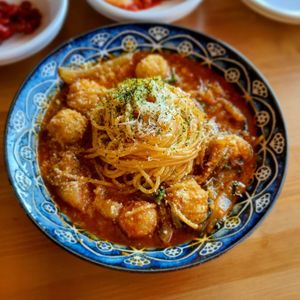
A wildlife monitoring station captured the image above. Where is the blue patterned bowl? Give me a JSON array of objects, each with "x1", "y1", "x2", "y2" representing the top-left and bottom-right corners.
[{"x1": 5, "y1": 23, "x2": 288, "y2": 272}]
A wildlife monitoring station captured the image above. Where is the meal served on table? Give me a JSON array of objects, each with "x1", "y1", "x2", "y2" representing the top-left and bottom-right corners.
[
  {"x1": 39, "y1": 52, "x2": 257, "y2": 248},
  {"x1": 106, "y1": 0, "x2": 161, "y2": 11}
]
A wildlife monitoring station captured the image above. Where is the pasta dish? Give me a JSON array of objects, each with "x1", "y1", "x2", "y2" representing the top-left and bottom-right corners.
[{"x1": 39, "y1": 52, "x2": 257, "y2": 247}]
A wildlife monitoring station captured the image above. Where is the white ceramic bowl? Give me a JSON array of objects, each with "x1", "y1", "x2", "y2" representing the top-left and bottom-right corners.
[
  {"x1": 243, "y1": 0, "x2": 300, "y2": 24},
  {"x1": 87, "y1": 0, "x2": 203, "y2": 23},
  {"x1": 0, "y1": 0, "x2": 68, "y2": 66}
]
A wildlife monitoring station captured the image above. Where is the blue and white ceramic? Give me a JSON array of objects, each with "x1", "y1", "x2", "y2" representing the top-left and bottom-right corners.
[{"x1": 5, "y1": 24, "x2": 288, "y2": 272}]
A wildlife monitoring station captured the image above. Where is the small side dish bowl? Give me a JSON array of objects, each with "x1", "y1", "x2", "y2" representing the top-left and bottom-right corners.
[
  {"x1": 0, "y1": 0, "x2": 68, "y2": 66},
  {"x1": 86, "y1": 0, "x2": 203, "y2": 23},
  {"x1": 5, "y1": 23, "x2": 288, "y2": 272}
]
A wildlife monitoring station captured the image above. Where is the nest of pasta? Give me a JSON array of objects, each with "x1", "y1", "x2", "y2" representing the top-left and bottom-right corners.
[{"x1": 86, "y1": 78, "x2": 211, "y2": 194}]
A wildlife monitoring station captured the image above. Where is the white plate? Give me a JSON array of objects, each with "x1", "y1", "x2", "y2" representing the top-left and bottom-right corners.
[
  {"x1": 0, "y1": 0, "x2": 68, "y2": 66},
  {"x1": 87, "y1": 0, "x2": 203, "y2": 23},
  {"x1": 243, "y1": 0, "x2": 300, "y2": 24}
]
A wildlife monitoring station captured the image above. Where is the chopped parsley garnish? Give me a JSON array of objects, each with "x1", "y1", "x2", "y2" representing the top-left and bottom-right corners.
[
  {"x1": 166, "y1": 68, "x2": 179, "y2": 84},
  {"x1": 153, "y1": 187, "x2": 166, "y2": 205},
  {"x1": 223, "y1": 163, "x2": 232, "y2": 170}
]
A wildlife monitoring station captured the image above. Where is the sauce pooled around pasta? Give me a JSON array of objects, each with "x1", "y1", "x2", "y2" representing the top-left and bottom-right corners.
[{"x1": 39, "y1": 52, "x2": 257, "y2": 248}]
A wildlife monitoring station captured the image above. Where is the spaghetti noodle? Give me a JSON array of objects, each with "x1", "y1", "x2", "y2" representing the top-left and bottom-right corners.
[{"x1": 85, "y1": 78, "x2": 211, "y2": 194}]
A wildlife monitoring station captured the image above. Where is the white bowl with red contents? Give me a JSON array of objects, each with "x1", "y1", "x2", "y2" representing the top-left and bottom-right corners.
[
  {"x1": 0, "y1": 0, "x2": 68, "y2": 66},
  {"x1": 87, "y1": 0, "x2": 203, "y2": 23}
]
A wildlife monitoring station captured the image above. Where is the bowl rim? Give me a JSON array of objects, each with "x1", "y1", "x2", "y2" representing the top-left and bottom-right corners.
[
  {"x1": 87, "y1": 0, "x2": 203, "y2": 21},
  {"x1": 0, "y1": 0, "x2": 69, "y2": 65},
  {"x1": 4, "y1": 22, "x2": 289, "y2": 272},
  {"x1": 242, "y1": 0, "x2": 300, "y2": 24}
]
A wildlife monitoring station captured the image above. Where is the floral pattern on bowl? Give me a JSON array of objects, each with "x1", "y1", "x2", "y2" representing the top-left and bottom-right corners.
[{"x1": 5, "y1": 23, "x2": 288, "y2": 272}]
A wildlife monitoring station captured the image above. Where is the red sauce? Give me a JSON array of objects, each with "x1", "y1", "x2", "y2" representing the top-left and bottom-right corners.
[{"x1": 38, "y1": 51, "x2": 257, "y2": 248}]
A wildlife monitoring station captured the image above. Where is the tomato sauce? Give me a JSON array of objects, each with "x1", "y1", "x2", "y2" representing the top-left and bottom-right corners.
[{"x1": 38, "y1": 51, "x2": 257, "y2": 248}]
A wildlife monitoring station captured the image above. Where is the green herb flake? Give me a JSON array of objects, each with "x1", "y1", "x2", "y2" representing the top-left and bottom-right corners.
[
  {"x1": 153, "y1": 187, "x2": 166, "y2": 205},
  {"x1": 166, "y1": 68, "x2": 179, "y2": 84}
]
